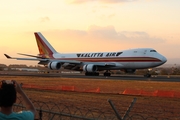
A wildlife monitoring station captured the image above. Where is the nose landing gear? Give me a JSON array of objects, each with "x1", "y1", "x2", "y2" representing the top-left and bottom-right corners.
[{"x1": 144, "y1": 69, "x2": 152, "y2": 78}]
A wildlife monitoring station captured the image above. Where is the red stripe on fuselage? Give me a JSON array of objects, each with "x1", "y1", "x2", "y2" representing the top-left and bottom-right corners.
[{"x1": 54, "y1": 57, "x2": 162, "y2": 62}]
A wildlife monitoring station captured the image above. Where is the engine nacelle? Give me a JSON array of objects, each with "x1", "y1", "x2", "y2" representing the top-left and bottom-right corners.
[
  {"x1": 83, "y1": 64, "x2": 97, "y2": 72},
  {"x1": 48, "y1": 62, "x2": 61, "y2": 70},
  {"x1": 124, "y1": 69, "x2": 136, "y2": 73}
]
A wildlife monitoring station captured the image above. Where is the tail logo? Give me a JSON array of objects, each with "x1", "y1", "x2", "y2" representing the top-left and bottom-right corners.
[{"x1": 34, "y1": 32, "x2": 56, "y2": 58}]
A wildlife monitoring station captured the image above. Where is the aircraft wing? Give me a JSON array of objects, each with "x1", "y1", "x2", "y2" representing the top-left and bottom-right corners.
[
  {"x1": 4, "y1": 54, "x2": 123, "y2": 70},
  {"x1": 17, "y1": 53, "x2": 43, "y2": 58},
  {"x1": 4, "y1": 54, "x2": 81, "y2": 64},
  {"x1": 4, "y1": 54, "x2": 48, "y2": 61}
]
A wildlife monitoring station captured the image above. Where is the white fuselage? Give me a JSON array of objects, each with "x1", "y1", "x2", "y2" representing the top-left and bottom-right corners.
[{"x1": 51, "y1": 48, "x2": 166, "y2": 70}]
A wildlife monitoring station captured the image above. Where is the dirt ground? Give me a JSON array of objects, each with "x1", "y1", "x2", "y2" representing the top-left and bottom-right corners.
[{"x1": 1, "y1": 75, "x2": 180, "y2": 119}]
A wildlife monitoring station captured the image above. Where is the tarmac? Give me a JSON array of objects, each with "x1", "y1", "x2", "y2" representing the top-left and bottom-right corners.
[{"x1": 0, "y1": 71, "x2": 180, "y2": 82}]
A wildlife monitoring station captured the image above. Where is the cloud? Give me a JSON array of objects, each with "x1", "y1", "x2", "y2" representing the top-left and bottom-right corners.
[
  {"x1": 44, "y1": 25, "x2": 165, "y2": 45},
  {"x1": 118, "y1": 31, "x2": 165, "y2": 43},
  {"x1": 108, "y1": 14, "x2": 116, "y2": 18},
  {"x1": 87, "y1": 25, "x2": 119, "y2": 40},
  {"x1": 86, "y1": 25, "x2": 165, "y2": 44},
  {"x1": 66, "y1": 0, "x2": 137, "y2": 4},
  {"x1": 39, "y1": 17, "x2": 50, "y2": 22}
]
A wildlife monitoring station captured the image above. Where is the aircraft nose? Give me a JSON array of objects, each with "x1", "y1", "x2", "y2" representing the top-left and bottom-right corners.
[{"x1": 161, "y1": 56, "x2": 167, "y2": 63}]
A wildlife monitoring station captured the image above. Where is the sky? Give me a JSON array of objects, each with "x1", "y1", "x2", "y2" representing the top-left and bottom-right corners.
[{"x1": 0, "y1": 0, "x2": 180, "y2": 66}]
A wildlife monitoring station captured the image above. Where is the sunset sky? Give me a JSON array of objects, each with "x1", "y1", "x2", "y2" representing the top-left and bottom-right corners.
[{"x1": 0, "y1": 0, "x2": 180, "y2": 65}]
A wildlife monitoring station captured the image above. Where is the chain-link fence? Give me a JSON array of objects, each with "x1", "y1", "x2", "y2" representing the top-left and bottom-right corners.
[{"x1": 13, "y1": 96, "x2": 180, "y2": 120}]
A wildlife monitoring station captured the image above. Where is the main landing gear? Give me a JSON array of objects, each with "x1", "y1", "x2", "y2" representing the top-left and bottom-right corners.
[
  {"x1": 85, "y1": 72, "x2": 99, "y2": 76},
  {"x1": 103, "y1": 70, "x2": 111, "y2": 76},
  {"x1": 144, "y1": 73, "x2": 151, "y2": 78},
  {"x1": 84, "y1": 71, "x2": 112, "y2": 76}
]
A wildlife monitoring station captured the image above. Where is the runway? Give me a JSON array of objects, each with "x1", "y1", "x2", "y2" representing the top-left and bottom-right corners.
[
  {"x1": 61, "y1": 74, "x2": 180, "y2": 82},
  {"x1": 0, "y1": 71, "x2": 180, "y2": 82}
]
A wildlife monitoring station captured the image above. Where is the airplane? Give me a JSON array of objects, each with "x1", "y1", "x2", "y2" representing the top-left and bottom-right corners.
[{"x1": 4, "y1": 32, "x2": 167, "y2": 77}]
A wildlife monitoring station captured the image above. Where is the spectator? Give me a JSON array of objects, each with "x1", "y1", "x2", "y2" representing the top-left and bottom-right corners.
[{"x1": 0, "y1": 80, "x2": 36, "y2": 120}]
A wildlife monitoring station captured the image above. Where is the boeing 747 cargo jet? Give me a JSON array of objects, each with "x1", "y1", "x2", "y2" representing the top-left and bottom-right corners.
[{"x1": 4, "y1": 32, "x2": 167, "y2": 77}]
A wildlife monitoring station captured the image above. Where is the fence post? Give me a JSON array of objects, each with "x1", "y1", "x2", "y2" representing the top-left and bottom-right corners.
[
  {"x1": 39, "y1": 109, "x2": 42, "y2": 120},
  {"x1": 122, "y1": 98, "x2": 137, "y2": 120},
  {"x1": 108, "y1": 99, "x2": 122, "y2": 120}
]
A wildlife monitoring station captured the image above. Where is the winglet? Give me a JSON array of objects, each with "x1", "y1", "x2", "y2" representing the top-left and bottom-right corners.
[{"x1": 4, "y1": 54, "x2": 12, "y2": 59}]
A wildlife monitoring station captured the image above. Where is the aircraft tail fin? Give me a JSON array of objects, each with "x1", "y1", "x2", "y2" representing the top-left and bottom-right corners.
[{"x1": 34, "y1": 32, "x2": 57, "y2": 58}]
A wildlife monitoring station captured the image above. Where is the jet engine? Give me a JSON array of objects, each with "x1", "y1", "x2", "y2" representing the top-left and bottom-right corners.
[
  {"x1": 48, "y1": 62, "x2": 61, "y2": 70},
  {"x1": 83, "y1": 64, "x2": 97, "y2": 72}
]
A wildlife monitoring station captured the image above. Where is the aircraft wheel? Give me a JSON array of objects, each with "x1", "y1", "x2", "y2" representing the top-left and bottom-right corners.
[
  {"x1": 85, "y1": 72, "x2": 88, "y2": 76},
  {"x1": 144, "y1": 74, "x2": 151, "y2": 78},
  {"x1": 85, "y1": 72, "x2": 99, "y2": 76},
  {"x1": 95, "y1": 72, "x2": 99, "y2": 76},
  {"x1": 104, "y1": 72, "x2": 111, "y2": 76}
]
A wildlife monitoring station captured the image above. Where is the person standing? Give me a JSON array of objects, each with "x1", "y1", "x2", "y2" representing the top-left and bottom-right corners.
[{"x1": 0, "y1": 80, "x2": 36, "y2": 120}]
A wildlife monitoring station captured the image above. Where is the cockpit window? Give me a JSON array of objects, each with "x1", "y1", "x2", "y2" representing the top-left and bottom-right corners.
[{"x1": 150, "y1": 50, "x2": 157, "y2": 52}]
